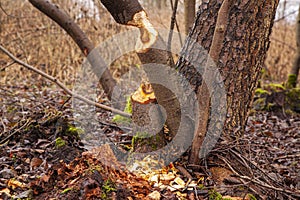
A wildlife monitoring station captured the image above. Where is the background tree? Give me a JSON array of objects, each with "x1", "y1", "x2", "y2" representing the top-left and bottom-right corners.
[
  {"x1": 287, "y1": 4, "x2": 300, "y2": 88},
  {"x1": 184, "y1": 0, "x2": 196, "y2": 34}
]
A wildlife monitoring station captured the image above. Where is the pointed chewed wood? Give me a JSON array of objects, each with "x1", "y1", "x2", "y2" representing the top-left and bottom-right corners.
[{"x1": 100, "y1": 0, "x2": 158, "y2": 53}]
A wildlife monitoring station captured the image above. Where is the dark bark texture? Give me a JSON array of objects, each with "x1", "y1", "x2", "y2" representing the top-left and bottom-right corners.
[
  {"x1": 177, "y1": 0, "x2": 279, "y2": 163},
  {"x1": 100, "y1": 0, "x2": 143, "y2": 25}
]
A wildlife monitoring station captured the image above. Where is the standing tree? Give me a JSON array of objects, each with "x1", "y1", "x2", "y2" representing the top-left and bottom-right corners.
[
  {"x1": 184, "y1": 0, "x2": 196, "y2": 34},
  {"x1": 27, "y1": 0, "x2": 279, "y2": 167},
  {"x1": 287, "y1": 4, "x2": 300, "y2": 88},
  {"x1": 180, "y1": 0, "x2": 279, "y2": 164}
]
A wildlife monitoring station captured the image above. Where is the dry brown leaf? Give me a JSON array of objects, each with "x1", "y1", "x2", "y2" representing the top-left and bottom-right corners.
[{"x1": 7, "y1": 179, "x2": 27, "y2": 189}]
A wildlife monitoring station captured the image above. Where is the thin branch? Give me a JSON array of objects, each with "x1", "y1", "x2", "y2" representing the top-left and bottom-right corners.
[
  {"x1": 0, "y1": 1, "x2": 17, "y2": 18},
  {"x1": 221, "y1": 156, "x2": 300, "y2": 198},
  {"x1": 28, "y1": 0, "x2": 116, "y2": 98},
  {"x1": 169, "y1": 0, "x2": 183, "y2": 46},
  {"x1": 0, "y1": 119, "x2": 31, "y2": 145},
  {"x1": 0, "y1": 44, "x2": 131, "y2": 118},
  {"x1": 270, "y1": 37, "x2": 296, "y2": 51},
  {"x1": 167, "y1": 0, "x2": 179, "y2": 67},
  {"x1": 0, "y1": 60, "x2": 16, "y2": 71},
  {"x1": 274, "y1": 10, "x2": 298, "y2": 23}
]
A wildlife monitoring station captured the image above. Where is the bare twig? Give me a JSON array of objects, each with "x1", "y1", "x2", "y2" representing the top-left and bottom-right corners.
[
  {"x1": 0, "y1": 1, "x2": 17, "y2": 18},
  {"x1": 274, "y1": 153, "x2": 300, "y2": 160},
  {"x1": 0, "y1": 44, "x2": 131, "y2": 118},
  {"x1": 0, "y1": 118, "x2": 7, "y2": 136},
  {"x1": 168, "y1": 0, "x2": 180, "y2": 52},
  {"x1": 274, "y1": 10, "x2": 298, "y2": 23},
  {"x1": 169, "y1": 0, "x2": 183, "y2": 46},
  {"x1": 0, "y1": 61, "x2": 16, "y2": 71},
  {"x1": 221, "y1": 156, "x2": 300, "y2": 198},
  {"x1": 270, "y1": 37, "x2": 296, "y2": 51},
  {"x1": 0, "y1": 119, "x2": 31, "y2": 145}
]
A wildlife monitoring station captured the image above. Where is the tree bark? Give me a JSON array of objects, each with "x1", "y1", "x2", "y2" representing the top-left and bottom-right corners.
[
  {"x1": 177, "y1": 0, "x2": 279, "y2": 164},
  {"x1": 184, "y1": 0, "x2": 196, "y2": 35},
  {"x1": 287, "y1": 5, "x2": 300, "y2": 88},
  {"x1": 28, "y1": 0, "x2": 116, "y2": 98}
]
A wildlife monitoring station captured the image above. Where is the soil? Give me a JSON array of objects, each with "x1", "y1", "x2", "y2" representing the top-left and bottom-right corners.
[{"x1": 0, "y1": 82, "x2": 299, "y2": 199}]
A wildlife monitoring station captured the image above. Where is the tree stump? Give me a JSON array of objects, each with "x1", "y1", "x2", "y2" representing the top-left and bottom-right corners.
[{"x1": 131, "y1": 83, "x2": 168, "y2": 153}]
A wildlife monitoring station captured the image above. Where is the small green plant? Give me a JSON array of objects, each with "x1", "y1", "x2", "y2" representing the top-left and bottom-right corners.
[
  {"x1": 286, "y1": 74, "x2": 297, "y2": 88},
  {"x1": 208, "y1": 190, "x2": 223, "y2": 200},
  {"x1": 61, "y1": 187, "x2": 72, "y2": 194},
  {"x1": 55, "y1": 137, "x2": 66, "y2": 148},
  {"x1": 208, "y1": 189, "x2": 232, "y2": 200},
  {"x1": 112, "y1": 96, "x2": 132, "y2": 124},
  {"x1": 66, "y1": 124, "x2": 84, "y2": 136},
  {"x1": 101, "y1": 179, "x2": 116, "y2": 199},
  {"x1": 265, "y1": 83, "x2": 285, "y2": 91},
  {"x1": 255, "y1": 88, "x2": 270, "y2": 96},
  {"x1": 247, "y1": 193, "x2": 257, "y2": 200},
  {"x1": 131, "y1": 131, "x2": 151, "y2": 148}
]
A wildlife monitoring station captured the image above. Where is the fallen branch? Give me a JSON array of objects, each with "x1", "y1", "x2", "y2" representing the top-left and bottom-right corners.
[
  {"x1": 0, "y1": 119, "x2": 32, "y2": 145},
  {"x1": 0, "y1": 44, "x2": 131, "y2": 118}
]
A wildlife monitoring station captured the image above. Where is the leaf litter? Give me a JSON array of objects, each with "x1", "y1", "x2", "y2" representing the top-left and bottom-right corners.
[{"x1": 0, "y1": 81, "x2": 299, "y2": 199}]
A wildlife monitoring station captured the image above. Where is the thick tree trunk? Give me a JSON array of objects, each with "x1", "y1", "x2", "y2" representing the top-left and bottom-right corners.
[{"x1": 177, "y1": 0, "x2": 279, "y2": 164}]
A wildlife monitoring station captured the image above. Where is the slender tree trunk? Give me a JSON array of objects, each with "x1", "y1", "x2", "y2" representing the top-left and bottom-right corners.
[
  {"x1": 176, "y1": 0, "x2": 279, "y2": 164},
  {"x1": 287, "y1": 5, "x2": 300, "y2": 88},
  {"x1": 28, "y1": 0, "x2": 116, "y2": 98},
  {"x1": 184, "y1": 0, "x2": 196, "y2": 35}
]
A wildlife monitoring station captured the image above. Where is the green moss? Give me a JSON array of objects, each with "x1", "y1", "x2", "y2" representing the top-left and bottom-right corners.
[
  {"x1": 101, "y1": 179, "x2": 116, "y2": 199},
  {"x1": 66, "y1": 125, "x2": 84, "y2": 136},
  {"x1": 208, "y1": 190, "x2": 223, "y2": 200},
  {"x1": 112, "y1": 96, "x2": 132, "y2": 124},
  {"x1": 266, "y1": 102, "x2": 275, "y2": 111},
  {"x1": 286, "y1": 74, "x2": 297, "y2": 89},
  {"x1": 131, "y1": 132, "x2": 149, "y2": 148},
  {"x1": 131, "y1": 131, "x2": 164, "y2": 151},
  {"x1": 286, "y1": 88, "x2": 300, "y2": 99},
  {"x1": 112, "y1": 114, "x2": 131, "y2": 124},
  {"x1": 265, "y1": 83, "x2": 285, "y2": 91},
  {"x1": 253, "y1": 98, "x2": 266, "y2": 110},
  {"x1": 247, "y1": 193, "x2": 257, "y2": 200},
  {"x1": 286, "y1": 88, "x2": 300, "y2": 112},
  {"x1": 61, "y1": 188, "x2": 72, "y2": 194},
  {"x1": 124, "y1": 96, "x2": 132, "y2": 113},
  {"x1": 55, "y1": 137, "x2": 66, "y2": 148},
  {"x1": 255, "y1": 88, "x2": 270, "y2": 96}
]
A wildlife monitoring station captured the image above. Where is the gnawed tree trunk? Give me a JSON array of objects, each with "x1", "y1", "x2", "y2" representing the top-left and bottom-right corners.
[
  {"x1": 100, "y1": 0, "x2": 186, "y2": 150},
  {"x1": 178, "y1": 0, "x2": 279, "y2": 164},
  {"x1": 286, "y1": 4, "x2": 300, "y2": 88},
  {"x1": 131, "y1": 83, "x2": 167, "y2": 152}
]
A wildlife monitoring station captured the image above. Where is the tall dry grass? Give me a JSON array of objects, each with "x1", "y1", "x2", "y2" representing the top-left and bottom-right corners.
[
  {"x1": 265, "y1": 21, "x2": 297, "y2": 83},
  {"x1": 0, "y1": 0, "x2": 297, "y2": 88}
]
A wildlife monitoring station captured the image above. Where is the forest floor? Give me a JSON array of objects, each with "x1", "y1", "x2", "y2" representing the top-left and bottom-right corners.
[{"x1": 0, "y1": 81, "x2": 299, "y2": 200}]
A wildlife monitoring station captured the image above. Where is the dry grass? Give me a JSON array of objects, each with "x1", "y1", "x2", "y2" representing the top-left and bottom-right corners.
[
  {"x1": 0, "y1": 0, "x2": 297, "y2": 88},
  {"x1": 265, "y1": 21, "x2": 297, "y2": 83},
  {"x1": 0, "y1": 0, "x2": 184, "y2": 87}
]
